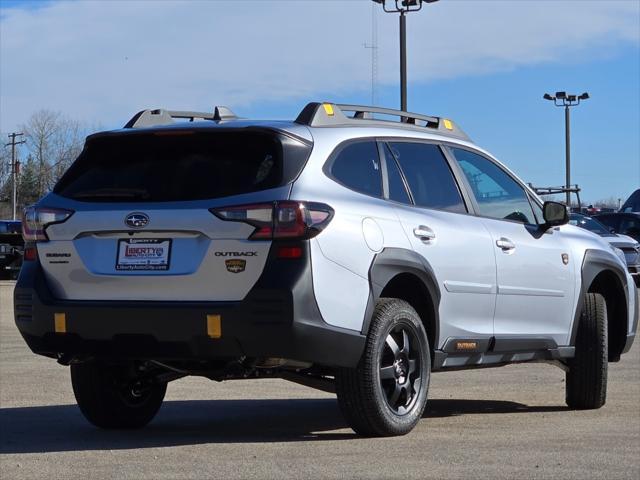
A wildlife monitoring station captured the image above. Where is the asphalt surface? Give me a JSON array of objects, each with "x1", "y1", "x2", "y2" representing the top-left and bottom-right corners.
[{"x1": 0, "y1": 281, "x2": 638, "y2": 480}]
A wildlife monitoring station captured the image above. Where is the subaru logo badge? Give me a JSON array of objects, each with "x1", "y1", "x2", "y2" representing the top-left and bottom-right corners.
[{"x1": 125, "y1": 212, "x2": 150, "y2": 229}]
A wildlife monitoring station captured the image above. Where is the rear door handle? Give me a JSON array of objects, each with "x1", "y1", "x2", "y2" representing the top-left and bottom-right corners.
[
  {"x1": 413, "y1": 226, "x2": 436, "y2": 242},
  {"x1": 496, "y1": 237, "x2": 515, "y2": 251}
]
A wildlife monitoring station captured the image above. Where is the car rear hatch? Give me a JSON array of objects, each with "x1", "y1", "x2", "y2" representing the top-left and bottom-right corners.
[{"x1": 36, "y1": 127, "x2": 312, "y2": 301}]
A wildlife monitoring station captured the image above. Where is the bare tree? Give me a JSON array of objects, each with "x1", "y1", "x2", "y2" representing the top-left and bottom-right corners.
[
  {"x1": 592, "y1": 196, "x2": 619, "y2": 209},
  {"x1": 20, "y1": 110, "x2": 86, "y2": 198}
]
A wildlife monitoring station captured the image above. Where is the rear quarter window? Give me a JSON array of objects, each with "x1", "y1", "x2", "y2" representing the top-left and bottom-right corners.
[{"x1": 327, "y1": 140, "x2": 383, "y2": 198}]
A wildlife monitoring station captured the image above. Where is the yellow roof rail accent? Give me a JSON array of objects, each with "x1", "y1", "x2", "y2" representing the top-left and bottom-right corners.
[{"x1": 323, "y1": 103, "x2": 335, "y2": 116}]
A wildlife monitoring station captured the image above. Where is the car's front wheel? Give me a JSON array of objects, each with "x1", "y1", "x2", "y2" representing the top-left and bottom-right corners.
[
  {"x1": 565, "y1": 292, "x2": 608, "y2": 409},
  {"x1": 336, "y1": 298, "x2": 431, "y2": 437},
  {"x1": 71, "y1": 360, "x2": 167, "y2": 429}
]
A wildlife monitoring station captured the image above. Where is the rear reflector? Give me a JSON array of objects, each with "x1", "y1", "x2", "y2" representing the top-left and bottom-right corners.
[
  {"x1": 54, "y1": 313, "x2": 66, "y2": 333},
  {"x1": 207, "y1": 314, "x2": 222, "y2": 339},
  {"x1": 277, "y1": 246, "x2": 303, "y2": 259},
  {"x1": 24, "y1": 247, "x2": 37, "y2": 261},
  {"x1": 211, "y1": 201, "x2": 333, "y2": 240}
]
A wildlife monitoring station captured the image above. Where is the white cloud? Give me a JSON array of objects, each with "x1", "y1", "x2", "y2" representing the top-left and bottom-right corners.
[{"x1": 1, "y1": 0, "x2": 638, "y2": 131}]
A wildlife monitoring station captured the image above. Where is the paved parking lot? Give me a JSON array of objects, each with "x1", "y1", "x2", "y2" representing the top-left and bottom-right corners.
[{"x1": 0, "y1": 281, "x2": 638, "y2": 479}]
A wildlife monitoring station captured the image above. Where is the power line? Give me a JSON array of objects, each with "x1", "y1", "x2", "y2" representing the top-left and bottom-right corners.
[{"x1": 5, "y1": 132, "x2": 26, "y2": 220}]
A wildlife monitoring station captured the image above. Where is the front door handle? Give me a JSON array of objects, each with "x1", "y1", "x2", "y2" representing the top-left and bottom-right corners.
[
  {"x1": 413, "y1": 226, "x2": 436, "y2": 242},
  {"x1": 496, "y1": 237, "x2": 515, "y2": 251}
]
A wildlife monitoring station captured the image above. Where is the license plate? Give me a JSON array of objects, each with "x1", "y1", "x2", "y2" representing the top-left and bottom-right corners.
[{"x1": 116, "y1": 238, "x2": 172, "y2": 271}]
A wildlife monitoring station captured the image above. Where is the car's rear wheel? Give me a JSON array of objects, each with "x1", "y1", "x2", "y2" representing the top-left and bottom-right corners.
[
  {"x1": 71, "y1": 360, "x2": 167, "y2": 429},
  {"x1": 335, "y1": 298, "x2": 430, "y2": 437},
  {"x1": 565, "y1": 292, "x2": 608, "y2": 409}
]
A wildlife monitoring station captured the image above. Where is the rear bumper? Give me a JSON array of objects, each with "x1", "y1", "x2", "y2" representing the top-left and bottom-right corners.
[{"x1": 14, "y1": 243, "x2": 366, "y2": 368}]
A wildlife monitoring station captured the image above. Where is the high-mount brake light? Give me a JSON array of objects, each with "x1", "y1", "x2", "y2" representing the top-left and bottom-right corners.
[
  {"x1": 211, "y1": 201, "x2": 334, "y2": 240},
  {"x1": 22, "y1": 206, "x2": 74, "y2": 242}
]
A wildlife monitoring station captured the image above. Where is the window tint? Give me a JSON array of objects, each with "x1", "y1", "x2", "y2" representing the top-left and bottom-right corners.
[
  {"x1": 452, "y1": 148, "x2": 535, "y2": 224},
  {"x1": 330, "y1": 141, "x2": 382, "y2": 197},
  {"x1": 55, "y1": 131, "x2": 311, "y2": 202},
  {"x1": 384, "y1": 145, "x2": 411, "y2": 204},
  {"x1": 388, "y1": 142, "x2": 466, "y2": 213}
]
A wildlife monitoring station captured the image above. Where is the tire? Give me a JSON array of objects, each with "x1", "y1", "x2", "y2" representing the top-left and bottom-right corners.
[
  {"x1": 335, "y1": 298, "x2": 431, "y2": 437},
  {"x1": 71, "y1": 360, "x2": 167, "y2": 429},
  {"x1": 566, "y1": 292, "x2": 608, "y2": 409}
]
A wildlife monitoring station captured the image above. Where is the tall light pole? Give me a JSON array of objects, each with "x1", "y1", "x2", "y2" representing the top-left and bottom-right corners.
[
  {"x1": 543, "y1": 91, "x2": 590, "y2": 206},
  {"x1": 372, "y1": 0, "x2": 439, "y2": 112}
]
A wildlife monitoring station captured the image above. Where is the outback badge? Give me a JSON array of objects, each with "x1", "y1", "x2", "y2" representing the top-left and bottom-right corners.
[{"x1": 225, "y1": 259, "x2": 246, "y2": 273}]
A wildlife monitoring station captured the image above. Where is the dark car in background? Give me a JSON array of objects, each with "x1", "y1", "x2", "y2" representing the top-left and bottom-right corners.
[
  {"x1": 595, "y1": 212, "x2": 640, "y2": 242},
  {"x1": 569, "y1": 213, "x2": 639, "y2": 286},
  {"x1": 620, "y1": 189, "x2": 640, "y2": 213},
  {"x1": 0, "y1": 220, "x2": 24, "y2": 279}
]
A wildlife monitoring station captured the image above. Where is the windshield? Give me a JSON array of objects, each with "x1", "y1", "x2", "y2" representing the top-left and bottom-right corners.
[
  {"x1": 569, "y1": 214, "x2": 611, "y2": 236},
  {"x1": 54, "y1": 130, "x2": 311, "y2": 202}
]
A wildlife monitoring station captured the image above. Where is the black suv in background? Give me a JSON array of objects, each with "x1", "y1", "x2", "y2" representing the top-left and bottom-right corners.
[
  {"x1": 594, "y1": 189, "x2": 640, "y2": 242},
  {"x1": 595, "y1": 213, "x2": 640, "y2": 242},
  {"x1": 0, "y1": 220, "x2": 24, "y2": 279},
  {"x1": 620, "y1": 189, "x2": 640, "y2": 213}
]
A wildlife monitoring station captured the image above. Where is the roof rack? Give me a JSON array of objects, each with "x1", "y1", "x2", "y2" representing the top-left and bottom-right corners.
[
  {"x1": 527, "y1": 184, "x2": 582, "y2": 210},
  {"x1": 295, "y1": 102, "x2": 470, "y2": 141},
  {"x1": 124, "y1": 106, "x2": 237, "y2": 129}
]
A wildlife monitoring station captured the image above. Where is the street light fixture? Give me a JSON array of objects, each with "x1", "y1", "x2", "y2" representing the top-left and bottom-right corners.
[
  {"x1": 372, "y1": 0, "x2": 440, "y2": 112},
  {"x1": 543, "y1": 90, "x2": 590, "y2": 206}
]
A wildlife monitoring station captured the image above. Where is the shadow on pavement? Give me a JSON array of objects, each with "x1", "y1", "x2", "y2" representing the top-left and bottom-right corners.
[{"x1": 0, "y1": 398, "x2": 568, "y2": 454}]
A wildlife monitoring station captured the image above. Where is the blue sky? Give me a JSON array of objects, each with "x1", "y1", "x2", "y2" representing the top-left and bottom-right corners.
[{"x1": 1, "y1": 0, "x2": 638, "y2": 203}]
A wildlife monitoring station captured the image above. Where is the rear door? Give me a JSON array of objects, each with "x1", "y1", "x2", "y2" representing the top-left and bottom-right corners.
[
  {"x1": 40, "y1": 129, "x2": 310, "y2": 301},
  {"x1": 383, "y1": 141, "x2": 497, "y2": 344},
  {"x1": 449, "y1": 147, "x2": 576, "y2": 346}
]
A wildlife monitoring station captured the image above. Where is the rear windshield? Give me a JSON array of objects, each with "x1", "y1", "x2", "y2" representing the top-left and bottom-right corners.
[
  {"x1": 54, "y1": 130, "x2": 310, "y2": 202},
  {"x1": 0, "y1": 222, "x2": 21, "y2": 234}
]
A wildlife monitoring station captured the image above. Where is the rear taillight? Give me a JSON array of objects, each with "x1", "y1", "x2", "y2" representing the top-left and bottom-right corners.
[
  {"x1": 22, "y1": 206, "x2": 74, "y2": 242},
  {"x1": 211, "y1": 201, "x2": 333, "y2": 240}
]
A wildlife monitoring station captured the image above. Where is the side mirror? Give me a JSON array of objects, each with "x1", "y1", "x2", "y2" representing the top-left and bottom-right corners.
[{"x1": 543, "y1": 201, "x2": 569, "y2": 227}]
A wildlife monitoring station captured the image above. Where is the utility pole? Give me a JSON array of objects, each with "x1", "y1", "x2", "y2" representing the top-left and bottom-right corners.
[{"x1": 5, "y1": 133, "x2": 26, "y2": 220}]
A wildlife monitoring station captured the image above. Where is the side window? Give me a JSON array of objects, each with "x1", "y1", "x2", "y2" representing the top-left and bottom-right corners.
[
  {"x1": 388, "y1": 142, "x2": 466, "y2": 213},
  {"x1": 384, "y1": 145, "x2": 411, "y2": 204},
  {"x1": 529, "y1": 194, "x2": 544, "y2": 224},
  {"x1": 330, "y1": 141, "x2": 382, "y2": 198},
  {"x1": 451, "y1": 148, "x2": 536, "y2": 224}
]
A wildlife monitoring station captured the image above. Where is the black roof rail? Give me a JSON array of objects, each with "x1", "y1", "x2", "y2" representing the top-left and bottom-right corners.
[
  {"x1": 124, "y1": 106, "x2": 237, "y2": 128},
  {"x1": 295, "y1": 102, "x2": 470, "y2": 141}
]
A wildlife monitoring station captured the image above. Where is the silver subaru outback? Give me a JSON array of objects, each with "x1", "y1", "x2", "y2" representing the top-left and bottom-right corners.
[{"x1": 14, "y1": 102, "x2": 637, "y2": 436}]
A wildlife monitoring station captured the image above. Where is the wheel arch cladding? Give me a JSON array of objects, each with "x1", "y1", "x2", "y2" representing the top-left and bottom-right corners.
[
  {"x1": 575, "y1": 249, "x2": 630, "y2": 362},
  {"x1": 365, "y1": 248, "x2": 440, "y2": 356}
]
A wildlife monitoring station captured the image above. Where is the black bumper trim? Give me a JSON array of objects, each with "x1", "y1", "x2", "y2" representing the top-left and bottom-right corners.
[{"x1": 14, "y1": 242, "x2": 366, "y2": 368}]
